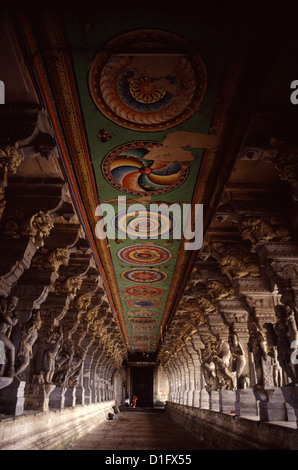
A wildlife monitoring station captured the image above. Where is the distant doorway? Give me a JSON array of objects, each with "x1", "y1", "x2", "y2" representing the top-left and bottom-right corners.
[{"x1": 131, "y1": 366, "x2": 153, "y2": 407}]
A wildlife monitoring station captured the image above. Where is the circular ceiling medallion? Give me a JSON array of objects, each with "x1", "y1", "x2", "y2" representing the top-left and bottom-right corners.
[
  {"x1": 112, "y1": 207, "x2": 178, "y2": 239},
  {"x1": 89, "y1": 30, "x2": 207, "y2": 131},
  {"x1": 117, "y1": 244, "x2": 172, "y2": 266},
  {"x1": 126, "y1": 298, "x2": 161, "y2": 308},
  {"x1": 121, "y1": 268, "x2": 167, "y2": 283},
  {"x1": 127, "y1": 309, "x2": 158, "y2": 316},
  {"x1": 102, "y1": 141, "x2": 189, "y2": 196},
  {"x1": 124, "y1": 286, "x2": 164, "y2": 297}
]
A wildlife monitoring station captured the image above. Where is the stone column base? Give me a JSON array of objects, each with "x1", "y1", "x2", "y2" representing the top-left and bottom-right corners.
[
  {"x1": 200, "y1": 390, "x2": 210, "y2": 409},
  {"x1": 26, "y1": 383, "x2": 55, "y2": 412},
  {"x1": 64, "y1": 387, "x2": 76, "y2": 407},
  {"x1": 193, "y1": 390, "x2": 200, "y2": 408},
  {"x1": 49, "y1": 386, "x2": 66, "y2": 410},
  {"x1": 210, "y1": 391, "x2": 220, "y2": 411},
  {"x1": 219, "y1": 390, "x2": 236, "y2": 413},
  {"x1": 235, "y1": 389, "x2": 259, "y2": 417},
  {"x1": 282, "y1": 383, "x2": 298, "y2": 428},
  {"x1": 258, "y1": 388, "x2": 287, "y2": 422},
  {"x1": 0, "y1": 379, "x2": 25, "y2": 416},
  {"x1": 75, "y1": 386, "x2": 85, "y2": 405}
]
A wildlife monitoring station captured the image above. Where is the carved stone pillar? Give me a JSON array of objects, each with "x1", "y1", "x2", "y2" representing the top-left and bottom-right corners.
[
  {"x1": 175, "y1": 349, "x2": 186, "y2": 405},
  {"x1": 183, "y1": 338, "x2": 196, "y2": 407},
  {"x1": 179, "y1": 346, "x2": 190, "y2": 405},
  {"x1": 0, "y1": 379, "x2": 26, "y2": 416},
  {"x1": 0, "y1": 210, "x2": 56, "y2": 297},
  {"x1": 0, "y1": 146, "x2": 23, "y2": 220},
  {"x1": 192, "y1": 339, "x2": 204, "y2": 407},
  {"x1": 168, "y1": 356, "x2": 180, "y2": 403}
]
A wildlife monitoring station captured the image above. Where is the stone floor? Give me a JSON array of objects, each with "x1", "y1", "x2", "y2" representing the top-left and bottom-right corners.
[{"x1": 68, "y1": 408, "x2": 210, "y2": 451}]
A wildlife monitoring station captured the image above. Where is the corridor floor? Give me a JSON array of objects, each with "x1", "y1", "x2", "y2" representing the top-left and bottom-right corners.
[{"x1": 68, "y1": 408, "x2": 209, "y2": 451}]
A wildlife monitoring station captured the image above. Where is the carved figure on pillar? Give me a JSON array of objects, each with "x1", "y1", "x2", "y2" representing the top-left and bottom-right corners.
[
  {"x1": 229, "y1": 332, "x2": 246, "y2": 388},
  {"x1": 0, "y1": 296, "x2": 18, "y2": 377},
  {"x1": 66, "y1": 346, "x2": 84, "y2": 388},
  {"x1": 40, "y1": 324, "x2": 63, "y2": 384},
  {"x1": 201, "y1": 342, "x2": 218, "y2": 391},
  {"x1": 213, "y1": 339, "x2": 237, "y2": 390},
  {"x1": 274, "y1": 304, "x2": 298, "y2": 383},
  {"x1": 15, "y1": 310, "x2": 42, "y2": 380},
  {"x1": 248, "y1": 319, "x2": 268, "y2": 387},
  {"x1": 270, "y1": 346, "x2": 283, "y2": 388},
  {"x1": 53, "y1": 338, "x2": 74, "y2": 386}
]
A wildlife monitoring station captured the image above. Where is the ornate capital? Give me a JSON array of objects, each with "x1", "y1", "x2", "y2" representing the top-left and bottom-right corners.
[
  {"x1": 0, "y1": 146, "x2": 23, "y2": 174},
  {"x1": 31, "y1": 247, "x2": 70, "y2": 272},
  {"x1": 54, "y1": 276, "x2": 83, "y2": 297},
  {"x1": 239, "y1": 216, "x2": 291, "y2": 247}
]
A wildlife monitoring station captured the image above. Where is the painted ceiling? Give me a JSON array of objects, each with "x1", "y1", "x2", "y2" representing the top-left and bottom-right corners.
[{"x1": 22, "y1": 8, "x2": 248, "y2": 357}]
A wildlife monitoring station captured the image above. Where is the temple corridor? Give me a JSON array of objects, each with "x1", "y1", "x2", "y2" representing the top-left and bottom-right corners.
[
  {"x1": 1, "y1": 5, "x2": 298, "y2": 452},
  {"x1": 68, "y1": 408, "x2": 209, "y2": 451}
]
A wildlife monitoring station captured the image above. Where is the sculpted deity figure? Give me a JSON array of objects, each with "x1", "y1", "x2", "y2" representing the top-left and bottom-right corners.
[
  {"x1": 248, "y1": 319, "x2": 268, "y2": 386},
  {"x1": 229, "y1": 332, "x2": 246, "y2": 388},
  {"x1": 270, "y1": 346, "x2": 283, "y2": 387},
  {"x1": 41, "y1": 325, "x2": 63, "y2": 384},
  {"x1": 0, "y1": 296, "x2": 18, "y2": 377},
  {"x1": 274, "y1": 304, "x2": 298, "y2": 383},
  {"x1": 67, "y1": 346, "x2": 84, "y2": 388},
  {"x1": 201, "y1": 342, "x2": 218, "y2": 391},
  {"x1": 213, "y1": 339, "x2": 237, "y2": 390},
  {"x1": 53, "y1": 338, "x2": 74, "y2": 386},
  {"x1": 15, "y1": 310, "x2": 42, "y2": 380}
]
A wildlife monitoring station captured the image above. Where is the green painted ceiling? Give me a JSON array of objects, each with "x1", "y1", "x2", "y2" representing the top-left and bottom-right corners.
[{"x1": 51, "y1": 9, "x2": 240, "y2": 355}]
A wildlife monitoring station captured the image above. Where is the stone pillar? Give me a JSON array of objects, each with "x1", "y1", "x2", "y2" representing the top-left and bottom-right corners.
[
  {"x1": 235, "y1": 388, "x2": 259, "y2": 417},
  {"x1": 176, "y1": 349, "x2": 186, "y2": 404},
  {"x1": 25, "y1": 382, "x2": 55, "y2": 412},
  {"x1": 180, "y1": 346, "x2": 191, "y2": 405},
  {"x1": 219, "y1": 390, "x2": 236, "y2": 413},
  {"x1": 64, "y1": 386, "x2": 76, "y2": 407},
  {"x1": 49, "y1": 385, "x2": 66, "y2": 410},
  {"x1": 0, "y1": 379, "x2": 25, "y2": 415},
  {"x1": 254, "y1": 386, "x2": 287, "y2": 422},
  {"x1": 210, "y1": 390, "x2": 220, "y2": 411}
]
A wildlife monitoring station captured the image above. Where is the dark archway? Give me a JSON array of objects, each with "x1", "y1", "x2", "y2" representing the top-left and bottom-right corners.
[{"x1": 131, "y1": 366, "x2": 154, "y2": 407}]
